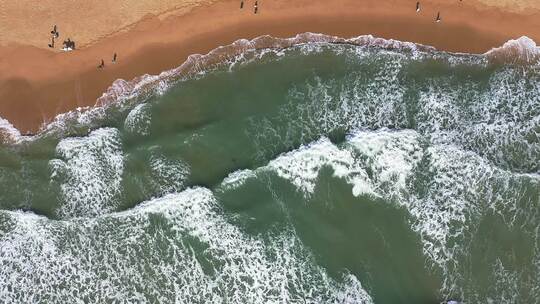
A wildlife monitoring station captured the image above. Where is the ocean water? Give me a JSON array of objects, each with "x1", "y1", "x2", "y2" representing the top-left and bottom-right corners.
[{"x1": 0, "y1": 35, "x2": 539, "y2": 303}]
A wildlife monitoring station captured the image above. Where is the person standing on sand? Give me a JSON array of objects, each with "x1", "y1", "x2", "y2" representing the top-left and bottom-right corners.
[
  {"x1": 98, "y1": 59, "x2": 105, "y2": 69},
  {"x1": 49, "y1": 25, "x2": 59, "y2": 48},
  {"x1": 112, "y1": 53, "x2": 117, "y2": 63},
  {"x1": 416, "y1": 2, "x2": 420, "y2": 12},
  {"x1": 436, "y1": 12, "x2": 441, "y2": 22},
  {"x1": 240, "y1": 1, "x2": 244, "y2": 9},
  {"x1": 254, "y1": 1, "x2": 258, "y2": 14}
]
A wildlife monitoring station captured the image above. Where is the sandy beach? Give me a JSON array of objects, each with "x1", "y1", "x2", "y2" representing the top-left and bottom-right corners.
[{"x1": 1, "y1": 0, "x2": 540, "y2": 133}]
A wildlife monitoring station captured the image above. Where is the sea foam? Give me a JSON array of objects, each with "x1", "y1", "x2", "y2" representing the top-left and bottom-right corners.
[
  {"x1": 49, "y1": 127, "x2": 124, "y2": 218},
  {"x1": 222, "y1": 128, "x2": 540, "y2": 300},
  {"x1": 0, "y1": 187, "x2": 373, "y2": 303},
  {"x1": 485, "y1": 36, "x2": 540, "y2": 64}
]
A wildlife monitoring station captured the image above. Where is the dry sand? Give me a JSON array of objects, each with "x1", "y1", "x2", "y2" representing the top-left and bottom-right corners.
[
  {"x1": 475, "y1": 0, "x2": 540, "y2": 13},
  {"x1": 0, "y1": 0, "x2": 218, "y2": 48},
  {"x1": 1, "y1": 0, "x2": 540, "y2": 133}
]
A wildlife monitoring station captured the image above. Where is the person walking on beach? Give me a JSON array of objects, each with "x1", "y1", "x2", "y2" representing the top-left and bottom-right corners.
[
  {"x1": 416, "y1": 2, "x2": 420, "y2": 12},
  {"x1": 51, "y1": 25, "x2": 59, "y2": 38},
  {"x1": 254, "y1": 1, "x2": 258, "y2": 14},
  {"x1": 98, "y1": 59, "x2": 105, "y2": 69},
  {"x1": 436, "y1": 12, "x2": 441, "y2": 22},
  {"x1": 112, "y1": 53, "x2": 117, "y2": 63},
  {"x1": 49, "y1": 25, "x2": 59, "y2": 48},
  {"x1": 240, "y1": 0, "x2": 244, "y2": 9}
]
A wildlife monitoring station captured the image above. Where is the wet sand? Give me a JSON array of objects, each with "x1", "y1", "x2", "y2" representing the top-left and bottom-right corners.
[{"x1": 1, "y1": 0, "x2": 540, "y2": 133}]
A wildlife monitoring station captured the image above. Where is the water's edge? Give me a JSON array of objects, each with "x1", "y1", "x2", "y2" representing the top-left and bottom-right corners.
[{"x1": 1, "y1": 33, "x2": 538, "y2": 144}]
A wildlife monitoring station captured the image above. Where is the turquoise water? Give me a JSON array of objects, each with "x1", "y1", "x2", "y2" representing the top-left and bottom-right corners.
[{"x1": 0, "y1": 40, "x2": 539, "y2": 303}]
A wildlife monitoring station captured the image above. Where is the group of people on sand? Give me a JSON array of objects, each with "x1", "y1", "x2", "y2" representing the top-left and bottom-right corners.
[
  {"x1": 239, "y1": 0, "x2": 448, "y2": 20},
  {"x1": 47, "y1": 25, "x2": 76, "y2": 50},
  {"x1": 240, "y1": 0, "x2": 259, "y2": 14},
  {"x1": 47, "y1": 25, "x2": 117, "y2": 69},
  {"x1": 47, "y1": 1, "x2": 456, "y2": 73}
]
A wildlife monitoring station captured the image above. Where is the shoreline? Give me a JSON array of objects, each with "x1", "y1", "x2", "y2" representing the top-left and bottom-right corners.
[{"x1": 1, "y1": 0, "x2": 540, "y2": 134}]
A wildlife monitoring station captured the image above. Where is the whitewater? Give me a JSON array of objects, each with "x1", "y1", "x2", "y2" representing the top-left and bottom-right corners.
[{"x1": 0, "y1": 34, "x2": 538, "y2": 303}]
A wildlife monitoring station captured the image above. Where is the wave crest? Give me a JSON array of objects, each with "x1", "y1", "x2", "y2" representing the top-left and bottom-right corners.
[{"x1": 485, "y1": 36, "x2": 540, "y2": 64}]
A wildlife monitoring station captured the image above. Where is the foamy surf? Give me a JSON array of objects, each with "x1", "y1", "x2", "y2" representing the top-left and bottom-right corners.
[
  {"x1": 1, "y1": 128, "x2": 537, "y2": 301},
  {"x1": 0, "y1": 188, "x2": 373, "y2": 303},
  {"x1": 1, "y1": 33, "x2": 539, "y2": 143},
  {"x1": 485, "y1": 36, "x2": 540, "y2": 64},
  {"x1": 0, "y1": 32, "x2": 538, "y2": 303},
  {"x1": 223, "y1": 129, "x2": 540, "y2": 301},
  {"x1": 0, "y1": 116, "x2": 23, "y2": 144},
  {"x1": 49, "y1": 128, "x2": 124, "y2": 218}
]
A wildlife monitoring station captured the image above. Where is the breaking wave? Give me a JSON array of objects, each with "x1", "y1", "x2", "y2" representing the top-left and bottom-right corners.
[{"x1": 0, "y1": 188, "x2": 372, "y2": 303}]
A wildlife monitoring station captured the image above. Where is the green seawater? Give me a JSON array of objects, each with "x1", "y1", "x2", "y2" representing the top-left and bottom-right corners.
[{"x1": 0, "y1": 42, "x2": 538, "y2": 303}]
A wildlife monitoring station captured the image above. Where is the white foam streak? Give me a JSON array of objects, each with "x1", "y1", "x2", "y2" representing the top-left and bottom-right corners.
[
  {"x1": 266, "y1": 137, "x2": 374, "y2": 196},
  {"x1": 221, "y1": 169, "x2": 257, "y2": 190},
  {"x1": 124, "y1": 103, "x2": 151, "y2": 136},
  {"x1": 346, "y1": 129, "x2": 423, "y2": 194},
  {"x1": 49, "y1": 128, "x2": 124, "y2": 218},
  {"x1": 0, "y1": 116, "x2": 24, "y2": 144}
]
